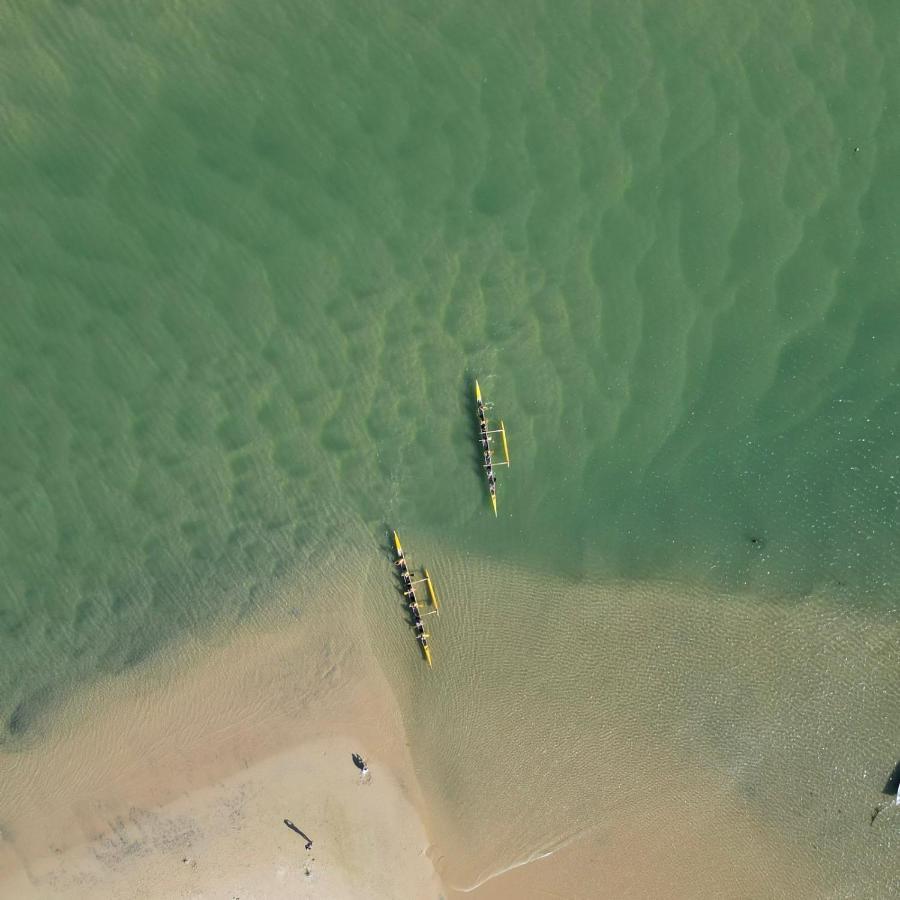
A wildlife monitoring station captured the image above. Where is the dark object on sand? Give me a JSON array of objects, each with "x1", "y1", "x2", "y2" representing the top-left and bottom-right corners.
[
  {"x1": 352, "y1": 753, "x2": 368, "y2": 775},
  {"x1": 882, "y1": 761, "x2": 900, "y2": 799},
  {"x1": 284, "y1": 819, "x2": 313, "y2": 849},
  {"x1": 869, "y1": 762, "x2": 900, "y2": 825}
]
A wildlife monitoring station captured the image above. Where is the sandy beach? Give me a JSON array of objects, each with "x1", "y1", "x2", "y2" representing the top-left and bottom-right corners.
[
  {"x1": 0, "y1": 605, "x2": 443, "y2": 899},
  {"x1": 2, "y1": 548, "x2": 896, "y2": 899}
]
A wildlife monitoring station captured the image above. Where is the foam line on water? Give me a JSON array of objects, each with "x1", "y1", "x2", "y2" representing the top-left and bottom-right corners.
[{"x1": 453, "y1": 830, "x2": 583, "y2": 893}]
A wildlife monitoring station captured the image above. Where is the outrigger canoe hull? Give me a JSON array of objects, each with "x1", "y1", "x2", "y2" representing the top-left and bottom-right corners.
[
  {"x1": 423, "y1": 567, "x2": 440, "y2": 613},
  {"x1": 392, "y1": 530, "x2": 438, "y2": 667},
  {"x1": 476, "y1": 379, "x2": 500, "y2": 516}
]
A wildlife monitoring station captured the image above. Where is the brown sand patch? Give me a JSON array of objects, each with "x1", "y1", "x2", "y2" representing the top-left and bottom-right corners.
[{"x1": 0, "y1": 609, "x2": 443, "y2": 898}]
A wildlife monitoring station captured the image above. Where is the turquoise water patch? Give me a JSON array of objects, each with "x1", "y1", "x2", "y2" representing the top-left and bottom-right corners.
[{"x1": 0, "y1": 0, "x2": 897, "y2": 830}]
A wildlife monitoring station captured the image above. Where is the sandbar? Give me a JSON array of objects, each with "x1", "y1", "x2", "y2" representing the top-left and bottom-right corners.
[{"x1": 0, "y1": 608, "x2": 443, "y2": 899}]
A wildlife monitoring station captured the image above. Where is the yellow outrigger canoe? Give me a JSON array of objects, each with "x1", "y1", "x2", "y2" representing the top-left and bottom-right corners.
[
  {"x1": 474, "y1": 380, "x2": 509, "y2": 515},
  {"x1": 391, "y1": 530, "x2": 440, "y2": 666}
]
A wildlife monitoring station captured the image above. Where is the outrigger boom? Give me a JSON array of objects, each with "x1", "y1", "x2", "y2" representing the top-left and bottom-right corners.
[{"x1": 482, "y1": 429, "x2": 509, "y2": 465}]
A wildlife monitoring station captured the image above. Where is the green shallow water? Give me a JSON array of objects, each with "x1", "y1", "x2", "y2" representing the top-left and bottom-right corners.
[{"x1": 1, "y1": 0, "x2": 899, "y2": 893}]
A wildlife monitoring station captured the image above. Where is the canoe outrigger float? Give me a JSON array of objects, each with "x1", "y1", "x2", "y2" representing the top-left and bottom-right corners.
[
  {"x1": 391, "y1": 530, "x2": 440, "y2": 666},
  {"x1": 475, "y1": 380, "x2": 510, "y2": 516}
]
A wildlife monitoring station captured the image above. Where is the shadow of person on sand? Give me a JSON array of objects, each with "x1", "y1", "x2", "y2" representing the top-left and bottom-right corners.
[
  {"x1": 284, "y1": 819, "x2": 313, "y2": 850},
  {"x1": 869, "y1": 762, "x2": 900, "y2": 824}
]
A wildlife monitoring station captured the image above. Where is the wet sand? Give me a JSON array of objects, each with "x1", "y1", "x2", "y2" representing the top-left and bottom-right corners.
[
  {"x1": 1, "y1": 549, "x2": 896, "y2": 899},
  {"x1": 0, "y1": 608, "x2": 443, "y2": 899},
  {"x1": 375, "y1": 545, "x2": 898, "y2": 900},
  {"x1": 453, "y1": 761, "x2": 820, "y2": 900}
]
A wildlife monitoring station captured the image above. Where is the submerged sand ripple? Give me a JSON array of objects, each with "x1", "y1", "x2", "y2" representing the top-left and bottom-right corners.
[{"x1": 0, "y1": 2, "x2": 898, "y2": 897}]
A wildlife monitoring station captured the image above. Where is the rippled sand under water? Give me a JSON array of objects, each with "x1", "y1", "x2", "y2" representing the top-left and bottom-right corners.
[
  {"x1": 383, "y1": 548, "x2": 898, "y2": 898},
  {"x1": 1, "y1": 0, "x2": 899, "y2": 896},
  {"x1": 3, "y1": 0, "x2": 899, "y2": 729}
]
